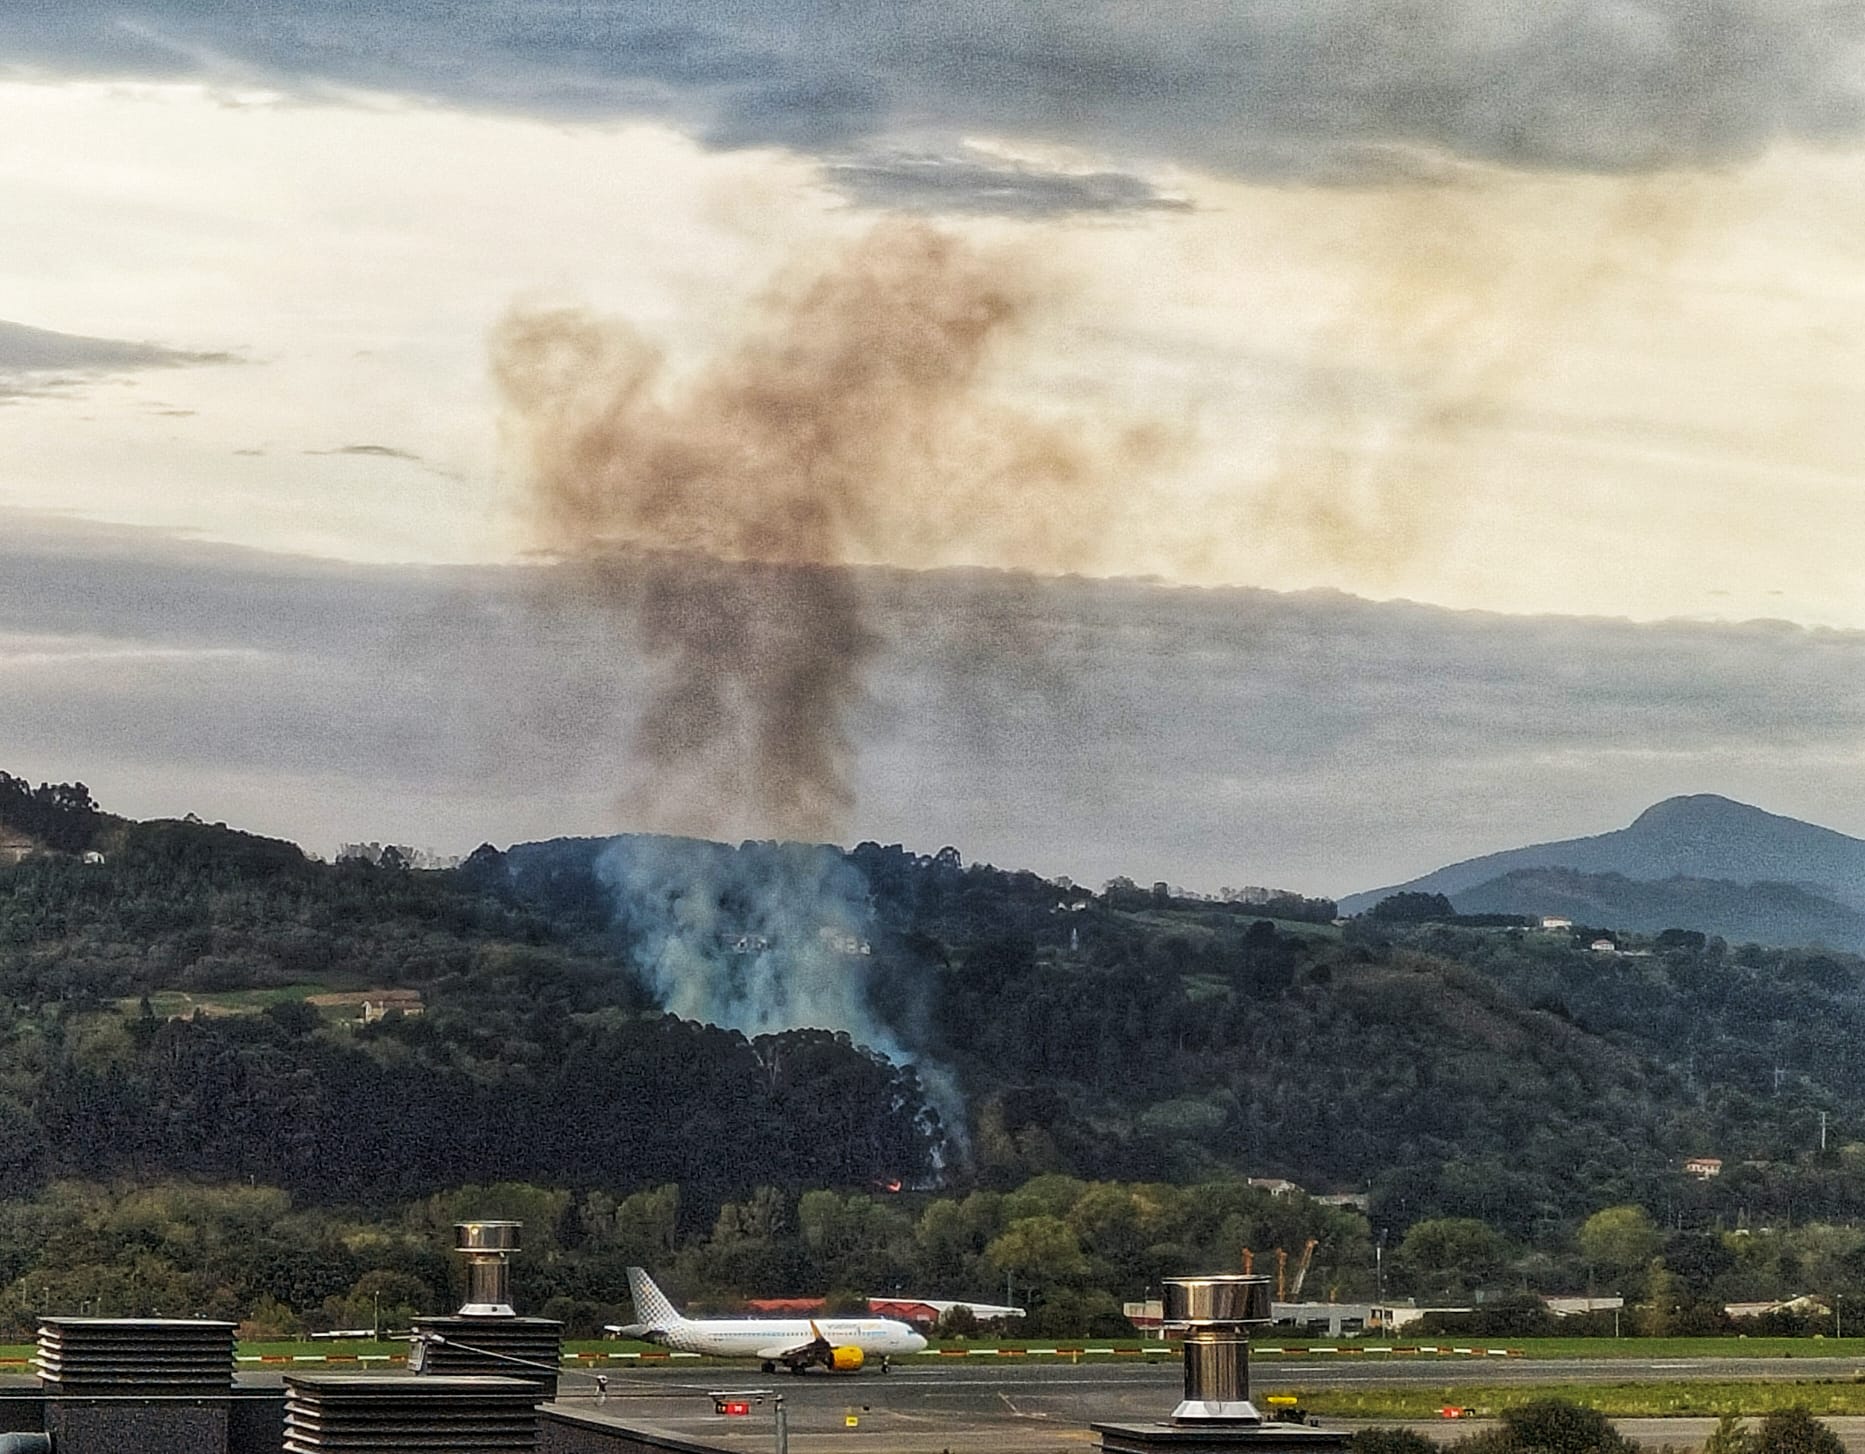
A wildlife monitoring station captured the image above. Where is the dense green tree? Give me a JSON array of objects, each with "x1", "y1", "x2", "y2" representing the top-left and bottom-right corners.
[
  {"x1": 1579, "y1": 1207, "x2": 1661, "y2": 1281},
  {"x1": 1367, "y1": 893, "x2": 1456, "y2": 923},
  {"x1": 1395, "y1": 1217, "x2": 1508, "y2": 1295}
]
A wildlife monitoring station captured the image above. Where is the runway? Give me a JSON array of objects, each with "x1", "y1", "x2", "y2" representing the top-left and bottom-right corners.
[{"x1": 542, "y1": 1358, "x2": 1865, "y2": 1454}]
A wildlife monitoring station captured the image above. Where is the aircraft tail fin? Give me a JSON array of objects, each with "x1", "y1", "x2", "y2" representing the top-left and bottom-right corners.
[{"x1": 626, "y1": 1267, "x2": 685, "y2": 1329}]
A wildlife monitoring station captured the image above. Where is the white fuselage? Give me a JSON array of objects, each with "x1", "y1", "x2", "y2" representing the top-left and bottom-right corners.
[{"x1": 661, "y1": 1316, "x2": 925, "y2": 1361}]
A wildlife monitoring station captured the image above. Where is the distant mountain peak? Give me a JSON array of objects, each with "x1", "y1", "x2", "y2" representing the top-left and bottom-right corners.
[
  {"x1": 1340, "y1": 794, "x2": 1865, "y2": 928},
  {"x1": 1629, "y1": 794, "x2": 1783, "y2": 832}
]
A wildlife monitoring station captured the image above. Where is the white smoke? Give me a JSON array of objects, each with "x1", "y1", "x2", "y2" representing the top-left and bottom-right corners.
[{"x1": 595, "y1": 835, "x2": 965, "y2": 1156}]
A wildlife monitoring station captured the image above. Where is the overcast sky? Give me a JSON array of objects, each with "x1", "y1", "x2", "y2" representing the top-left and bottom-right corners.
[{"x1": 5, "y1": 4, "x2": 1865, "y2": 893}]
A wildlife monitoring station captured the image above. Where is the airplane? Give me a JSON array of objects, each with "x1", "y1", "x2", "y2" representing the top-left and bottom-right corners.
[{"x1": 609, "y1": 1267, "x2": 928, "y2": 1374}]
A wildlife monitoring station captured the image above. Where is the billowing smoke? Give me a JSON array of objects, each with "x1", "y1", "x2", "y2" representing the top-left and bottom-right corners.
[
  {"x1": 492, "y1": 223, "x2": 1164, "y2": 1145},
  {"x1": 491, "y1": 221, "x2": 1162, "y2": 842},
  {"x1": 601, "y1": 837, "x2": 876, "y2": 1037},
  {"x1": 596, "y1": 834, "x2": 965, "y2": 1153},
  {"x1": 1257, "y1": 169, "x2": 1710, "y2": 577}
]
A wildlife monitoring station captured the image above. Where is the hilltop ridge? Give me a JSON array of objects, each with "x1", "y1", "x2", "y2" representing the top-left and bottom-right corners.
[{"x1": 1340, "y1": 794, "x2": 1865, "y2": 918}]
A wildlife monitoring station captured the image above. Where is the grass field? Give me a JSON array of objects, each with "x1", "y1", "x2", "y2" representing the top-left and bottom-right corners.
[
  {"x1": 0, "y1": 1332, "x2": 1856, "y2": 1378},
  {"x1": 120, "y1": 985, "x2": 334, "y2": 1018},
  {"x1": 1498, "y1": 1338, "x2": 1865, "y2": 1360},
  {"x1": 115, "y1": 985, "x2": 406, "y2": 1021},
  {"x1": 1281, "y1": 1381, "x2": 1865, "y2": 1420}
]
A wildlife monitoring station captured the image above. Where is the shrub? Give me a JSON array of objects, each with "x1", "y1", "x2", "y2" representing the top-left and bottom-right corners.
[
  {"x1": 1497, "y1": 1398, "x2": 1636, "y2": 1454},
  {"x1": 1703, "y1": 1412, "x2": 1753, "y2": 1454},
  {"x1": 935, "y1": 1304, "x2": 980, "y2": 1339},
  {"x1": 1751, "y1": 1409, "x2": 1844, "y2": 1454},
  {"x1": 1351, "y1": 1429, "x2": 1438, "y2": 1454}
]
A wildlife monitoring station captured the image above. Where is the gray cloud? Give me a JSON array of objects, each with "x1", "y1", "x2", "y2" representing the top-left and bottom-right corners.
[
  {"x1": 304, "y1": 444, "x2": 423, "y2": 461},
  {"x1": 4, "y1": 4, "x2": 1861, "y2": 191},
  {"x1": 824, "y1": 152, "x2": 1192, "y2": 217},
  {"x1": 0, "y1": 319, "x2": 235, "y2": 400},
  {"x1": 4, "y1": 510, "x2": 1865, "y2": 895}
]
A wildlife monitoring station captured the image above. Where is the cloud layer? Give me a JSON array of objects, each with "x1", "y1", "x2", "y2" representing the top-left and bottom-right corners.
[
  {"x1": 0, "y1": 319, "x2": 233, "y2": 399},
  {"x1": 4, "y1": 511, "x2": 1863, "y2": 895},
  {"x1": 7, "y1": 3, "x2": 1862, "y2": 194}
]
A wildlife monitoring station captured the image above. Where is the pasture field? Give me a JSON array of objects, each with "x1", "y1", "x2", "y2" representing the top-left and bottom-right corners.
[
  {"x1": 1502, "y1": 1337, "x2": 1865, "y2": 1360},
  {"x1": 118, "y1": 985, "x2": 343, "y2": 1018},
  {"x1": 1287, "y1": 1380, "x2": 1865, "y2": 1420}
]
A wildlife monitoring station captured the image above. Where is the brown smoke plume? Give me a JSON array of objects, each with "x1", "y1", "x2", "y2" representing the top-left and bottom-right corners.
[
  {"x1": 1259, "y1": 169, "x2": 1710, "y2": 578},
  {"x1": 492, "y1": 221, "x2": 1163, "y2": 840}
]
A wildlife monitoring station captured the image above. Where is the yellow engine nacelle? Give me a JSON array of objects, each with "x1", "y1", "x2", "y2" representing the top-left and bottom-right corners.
[{"x1": 830, "y1": 1345, "x2": 865, "y2": 1372}]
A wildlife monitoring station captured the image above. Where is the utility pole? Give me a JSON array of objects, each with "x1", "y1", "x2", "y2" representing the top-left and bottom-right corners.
[{"x1": 1821, "y1": 1111, "x2": 1829, "y2": 1152}]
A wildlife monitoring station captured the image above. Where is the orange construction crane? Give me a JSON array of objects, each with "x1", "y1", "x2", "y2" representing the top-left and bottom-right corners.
[
  {"x1": 1241, "y1": 1248, "x2": 1254, "y2": 1275},
  {"x1": 1275, "y1": 1247, "x2": 1288, "y2": 1300},
  {"x1": 1290, "y1": 1238, "x2": 1319, "y2": 1300}
]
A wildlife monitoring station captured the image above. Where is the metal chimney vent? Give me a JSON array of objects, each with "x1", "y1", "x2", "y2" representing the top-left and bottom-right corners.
[
  {"x1": 456, "y1": 1220, "x2": 522, "y2": 1317},
  {"x1": 284, "y1": 1373, "x2": 539, "y2": 1453},
  {"x1": 36, "y1": 1318, "x2": 236, "y2": 1396},
  {"x1": 411, "y1": 1220, "x2": 563, "y2": 1398},
  {"x1": 1161, "y1": 1275, "x2": 1272, "y2": 1424}
]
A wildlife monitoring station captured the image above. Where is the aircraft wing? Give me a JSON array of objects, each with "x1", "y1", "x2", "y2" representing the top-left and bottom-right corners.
[
  {"x1": 759, "y1": 1324, "x2": 834, "y2": 1364},
  {"x1": 755, "y1": 1338, "x2": 822, "y2": 1363}
]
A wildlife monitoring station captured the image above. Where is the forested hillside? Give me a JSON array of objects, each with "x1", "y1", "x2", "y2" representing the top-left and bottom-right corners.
[
  {"x1": 7, "y1": 775, "x2": 1865, "y2": 1320},
  {"x1": 1453, "y1": 867, "x2": 1865, "y2": 950},
  {"x1": 0, "y1": 811, "x2": 937, "y2": 1204}
]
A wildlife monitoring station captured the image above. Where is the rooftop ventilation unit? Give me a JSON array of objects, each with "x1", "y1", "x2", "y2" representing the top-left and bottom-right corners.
[
  {"x1": 1096, "y1": 1274, "x2": 1349, "y2": 1454},
  {"x1": 1162, "y1": 1276, "x2": 1272, "y2": 1425},
  {"x1": 410, "y1": 1222, "x2": 563, "y2": 1399},
  {"x1": 283, "y1": 1373, "x2": 539, "y2": 1454},
  {"x1": 35, "y1": 1318, "x2": 239, "y2": 1454},
  {"x1": 455, "y1": 1220, "x2": 521, "y2": 1318},
  {"x1": 35, "y1": 1318, "x2": 236, "y2": 1397}
]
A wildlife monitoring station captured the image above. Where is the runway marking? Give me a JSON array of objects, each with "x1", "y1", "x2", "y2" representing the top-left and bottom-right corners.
[{"x1": 998, "y1": 1391, "x2": 1052, "y2": 1419}]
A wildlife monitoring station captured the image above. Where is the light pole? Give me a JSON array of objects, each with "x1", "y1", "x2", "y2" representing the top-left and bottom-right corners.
[{"x1": 1836, "y1": 1293, "x2": 1844, "y2": 1340}]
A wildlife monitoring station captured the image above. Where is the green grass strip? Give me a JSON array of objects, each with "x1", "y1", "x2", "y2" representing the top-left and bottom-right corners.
[{"x1": 1283, "y1": 1381, "x2": 1865, "y2": 1420}]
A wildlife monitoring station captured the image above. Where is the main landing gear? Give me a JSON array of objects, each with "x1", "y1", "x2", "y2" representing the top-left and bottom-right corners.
[{"x1": 761, "y1": 1361, "x2": 776, "y2": 1374}]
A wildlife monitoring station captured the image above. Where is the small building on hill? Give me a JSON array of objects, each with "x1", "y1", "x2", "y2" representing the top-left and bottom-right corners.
[
  {"x1": 0, "y1": 827, "x2": 37, "y2": 866},
  {"x1": 1683, "y1": 1156, "x2": 1723, "y2": 1179}
]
